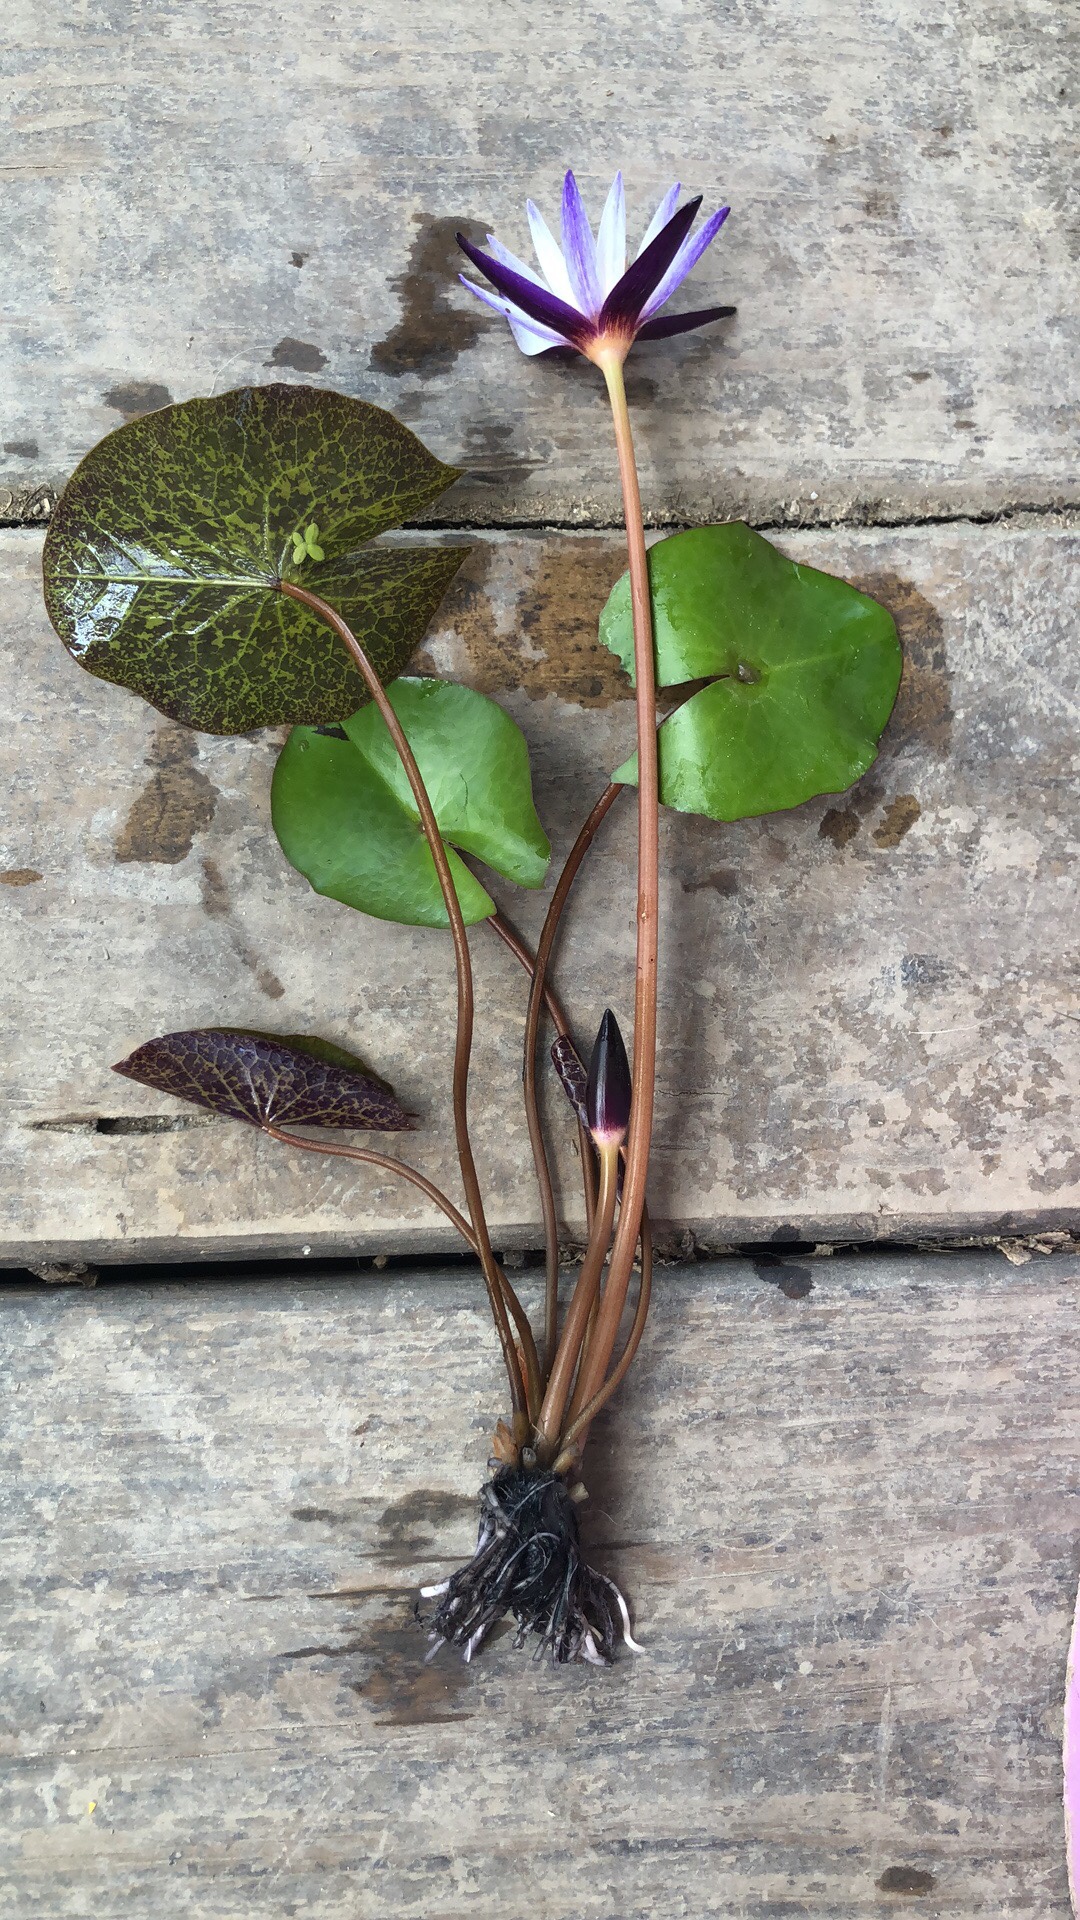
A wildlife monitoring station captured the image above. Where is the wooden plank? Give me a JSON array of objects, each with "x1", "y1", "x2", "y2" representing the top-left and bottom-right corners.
[
  {"x1": 2, "y1": 522, "x2": 1078, "y2": 1264},
  {"x1": 1, "y1": 1249, "x2": 1076, "y2": 1916},
  {"x1": 2, "y1": 0, "x2": 1077, "y2": 526}
]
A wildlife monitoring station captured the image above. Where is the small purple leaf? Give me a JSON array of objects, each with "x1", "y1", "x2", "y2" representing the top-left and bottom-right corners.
[
  {"x1": 113, "y1": 1028, "x2": 418, "y2": 1132},
  {"x1": 551, "y1": 1035, "x2": 589, "y2": 1130}
]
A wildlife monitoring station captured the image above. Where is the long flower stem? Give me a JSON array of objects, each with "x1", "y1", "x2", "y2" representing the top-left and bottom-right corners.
[
  {"x1": 522, "y1": 783, "x2": 623, "y2": 1378},
  {"x1": 558, "y1": 1205, "x2": 653, "y2": 1454},
  {"x1": 568, "y1": 359, "x2": 660, "y2": 1426},
  {"x1": 535, "y1": 1143, "x2": 620, "y2": 1453},
  {"x1": 277, "y1": 581, "x2": 526, "y2": 1420}
]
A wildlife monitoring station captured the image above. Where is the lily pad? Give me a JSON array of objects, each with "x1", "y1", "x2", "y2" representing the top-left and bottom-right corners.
[
  {"x1": 600, "y1": 523, "x2": 902, "y2": 820},
  {"x1": 43, "y1": 384, "x2": 466, "y2": 734},
  {"x1": 272, "y1": 677, "x2": 551, "y2": 928},
  {"x1": 113, "y1": 1027, "x2": 417, "y2": 1131}
]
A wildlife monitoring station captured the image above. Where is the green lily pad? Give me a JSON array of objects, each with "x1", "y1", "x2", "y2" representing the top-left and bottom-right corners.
[
  {"x1": 600, "y1": 523, "x2": 902, "y2": 820},
  {"x1": 271, "y1": 677, "x2": 551, "y2": 928},
  {"x1": 43, "y1": 384, "x2": 467, "y2": 734}
]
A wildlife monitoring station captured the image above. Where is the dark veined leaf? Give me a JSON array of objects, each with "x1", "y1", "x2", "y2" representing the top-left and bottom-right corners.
[
  {"x1": 272, "y1": 677, "x2": 551, "y2": 928},
  {"x1": 43, "y1": 384, "x2": 467, "y2": 734},
  {"x1": 600, "y1": 523, "x2": 902, "y2": 821},
  {"x1": 550, "y1": 1035, "x2": 589, "y2": 1131},
  {"x1": 112, "y1": 1028, "x2": 417, "y2": 1131}
]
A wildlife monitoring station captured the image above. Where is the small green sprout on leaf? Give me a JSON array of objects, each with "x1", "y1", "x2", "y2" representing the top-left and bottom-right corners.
[{"x1": 291, "y1": 521, "x2": 325, "y2": 566}]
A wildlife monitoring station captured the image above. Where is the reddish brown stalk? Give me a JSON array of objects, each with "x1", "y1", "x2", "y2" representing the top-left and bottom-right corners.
[
  {"x1": 559, "y1": 1206, "x2": 653, "y2": 1453},
  {"x1": 535, "y1": 1142, "x2": 620, "y2": 1453},
  {"x1": 486, "y1": 907, "x2": 598, "y2": 1256},
  {"x1": 263, "y1": 1124, "x2": 541, "y2": 1409},
  {"x1": 277, "y1": 580, "x2": 526, "y2": 1419},
  {"x1": 567, "y1": 359, "x2": 660, "y2": 1426},
  {"x1": 522, "y1": 783, "x2": 623, "y2": 1377}
]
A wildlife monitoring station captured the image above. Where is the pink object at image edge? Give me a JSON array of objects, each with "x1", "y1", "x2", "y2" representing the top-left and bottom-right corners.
[{"x1": 1064, "y1": 1574, "x2": 1080, "y2": 1913}]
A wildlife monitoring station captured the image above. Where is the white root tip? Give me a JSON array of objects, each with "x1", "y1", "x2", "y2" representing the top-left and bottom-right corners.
[
  {"x1": 601, "y1": 1573, "x2": 646, "y2": 1653},
  {"x1": 419, "y1": 1579, "x2": 451, "y2": 1598},
  {"x1": 463, "y1": 1623, "x2": 488, "y2": 1664}
]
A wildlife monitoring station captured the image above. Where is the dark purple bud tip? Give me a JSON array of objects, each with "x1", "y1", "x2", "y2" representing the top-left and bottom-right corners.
[{"x1": 586, "y1": 1008, "x2": 632, "y2": 1149}]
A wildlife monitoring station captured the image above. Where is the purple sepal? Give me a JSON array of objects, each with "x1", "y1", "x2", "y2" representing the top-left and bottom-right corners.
[
  {"x1": 598, "y1": 197, "x2": 702, "y2": 330},
  {"x1": 635, "y1": 302, "x2": 737, "y2": 341},
  {"x1": 456, "y1": 234, "x2": 586, "y2": 342},
  {"x1": 640, "y1": 206, "x2": 730, "y2": 319},
  {"x1": 460, "y1": 276, "x2": 568, "y2": 354}
]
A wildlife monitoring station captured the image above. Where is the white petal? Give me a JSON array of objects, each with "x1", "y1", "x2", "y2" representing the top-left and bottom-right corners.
[
  {"x1": 507, "y1": 311, "x2": 567, "y2": 355},
  {"x1": 595, "y1": 172, "x2": 627, "y2": 295},
  {"x1": 526, "y1": 199, "x2": 578, "y2": 305},
  {"x1": 636, "y1": 182, "x2": 681, "y2": 257}
]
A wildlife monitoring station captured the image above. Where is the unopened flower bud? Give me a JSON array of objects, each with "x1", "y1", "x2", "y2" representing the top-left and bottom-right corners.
[{"x1": 586, "y1": 1008, "x2": 632, "y2": 1149}]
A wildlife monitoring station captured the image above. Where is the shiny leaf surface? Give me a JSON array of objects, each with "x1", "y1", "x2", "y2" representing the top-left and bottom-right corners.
[
  {"x1": 601, "y1": 523, "x2": 902, "y2": 820},
  {"x1": 271, "y1": 677, "x2": 551, "y2": 928},
  {"x1": 43, "y1": 385, "x2": 466, "y2": 734},
  {"x1": 113, "y1": 1027, "x2": 417, "y2": 1131}
]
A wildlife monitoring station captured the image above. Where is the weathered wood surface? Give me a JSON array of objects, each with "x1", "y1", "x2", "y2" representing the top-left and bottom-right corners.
[
  {"x1": 2, "y1": 0, "x2": 1077, "y2": 527},
  {"x1": 3, "y1": 522, "x2": 1078, "y2": 1265},
  {"x1": 1, "y1": 1249, "x2": 1076, "y2": 1916}
]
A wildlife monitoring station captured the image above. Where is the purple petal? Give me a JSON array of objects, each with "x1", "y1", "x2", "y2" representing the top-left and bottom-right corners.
[
  {"x1": 640, "y1": 207, "x2": 730, "y2": 319},
  {"x1": 561, "y1": 169, "x2": 603, "y2": 317},
  {"x1": 460, "y1": 276, "x2": 567, "y2": 355},
  {"x1": 456, "y1": 234, "x2": 587, "y2": 342},
  {"x1": 634, "y1": 302, "x2": 736, "y2": 341},
  {"x1": 526, "y1": 200, "x2": 577, "y2": 304},
  {"x1": 598, "y1": 197, "x2": 702, "y2": 331},
  {"x1": 596, "y1": 173, "x2": 627, "y2": 294},
  {"x1": 635, "y1": 183, "x2": 681, "y2": 257}
]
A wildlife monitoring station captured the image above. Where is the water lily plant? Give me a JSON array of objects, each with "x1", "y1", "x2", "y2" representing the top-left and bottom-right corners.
[{"x1": 43, "y1": 168, "x2": 902, "y2": 1668}]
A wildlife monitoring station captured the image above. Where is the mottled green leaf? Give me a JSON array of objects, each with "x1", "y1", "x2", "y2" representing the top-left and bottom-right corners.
[
  {"x1": 272, "y1": 677, "x2": 551, "y2": 928},
  {"x1": 113, "y1": 1027, "x2": 417, "y2": 1131},
  {"x1": 601, "y1": 523, "x2": 902, "y2": 821},
  {"x1": 43, "y1": 384, "x2": 466, "y2": 734}
]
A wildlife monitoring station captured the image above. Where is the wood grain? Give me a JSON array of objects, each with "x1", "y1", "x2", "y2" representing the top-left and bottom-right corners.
[
  {"x1": 2, "y1": 0, "x2": 1076, "y2": 525},
  {"x1": 2, "y1": 1249, "x2": 1076, "y2": 1915}
]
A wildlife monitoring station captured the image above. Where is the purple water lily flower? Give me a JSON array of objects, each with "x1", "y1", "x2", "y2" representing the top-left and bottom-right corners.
[{"x1": 457, "y1": 171, "x2": 734, "y2": 365}]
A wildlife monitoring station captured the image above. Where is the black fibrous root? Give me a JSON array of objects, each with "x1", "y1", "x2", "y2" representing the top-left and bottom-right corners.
[{"x1": 418, "y1": 1466, "x2": 643, "y2": 1666}]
